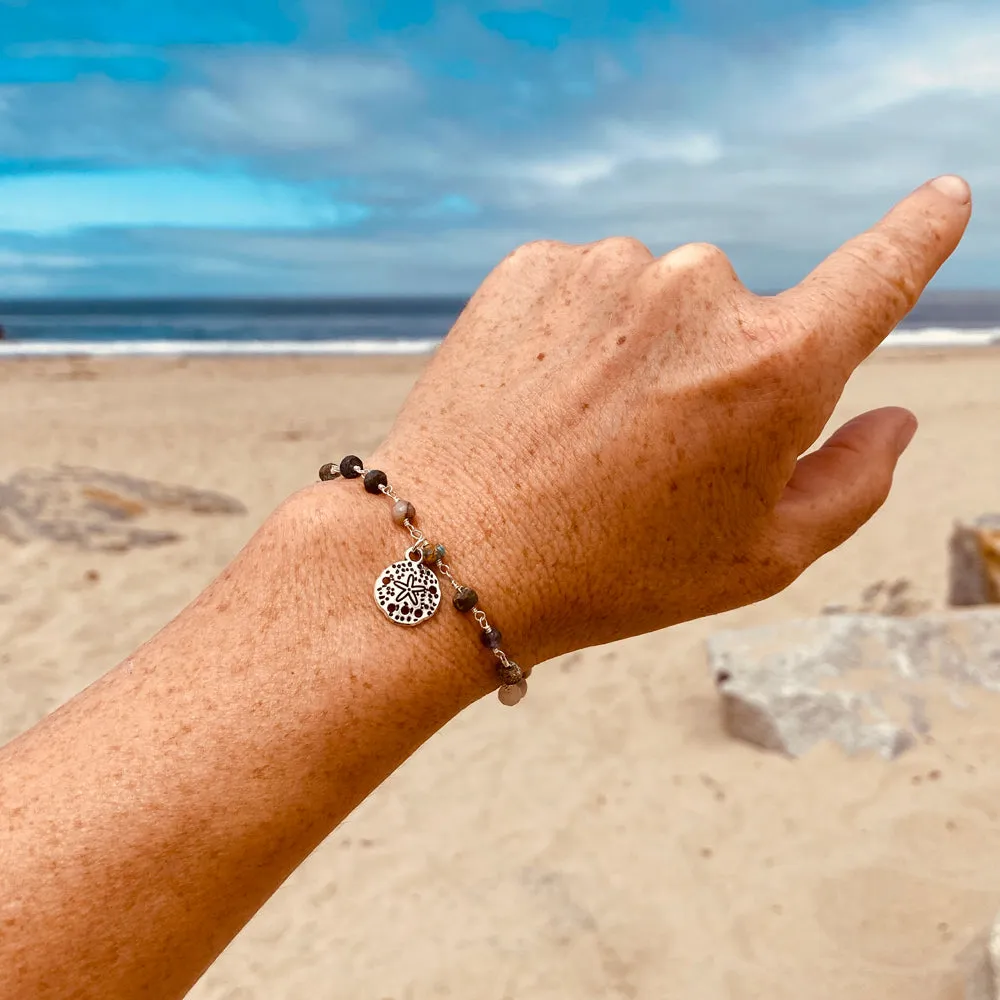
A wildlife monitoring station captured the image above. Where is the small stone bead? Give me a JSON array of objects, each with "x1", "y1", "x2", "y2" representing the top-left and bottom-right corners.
[
  {"x1": 419, "y1": 541, "x2": 440, "y2": 565},
  {"x1": 392, "y1": 500, "x2": 415, "y2": 525},
  {"x1": 498, "y1": 660, "x2": 523, "y2": 686},
  {"x1": 364, "y1": 469, "x2": 388, "y2": 494},
  {"x1": 453, "y1": 586, "x2": 478, "y2": 612},
  {"x1": 318, "y1": 462, "x2": 339, "y2": 481},
  {"x1": 498, "y1": 682, "x2": 526, "y2": 707},
  {"x1": 480, "y1": 626, "x2": 503, "y2": 650},
  {"x1": 435, "y1": 543, "x2": 446, "y2": 562},
  {"x1": 339, "y1": 455, "x2": 363, "y2": 479}
]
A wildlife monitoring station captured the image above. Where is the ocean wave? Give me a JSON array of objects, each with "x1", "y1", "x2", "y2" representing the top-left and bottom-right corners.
[
  {"x1": 884, "y1": 327, "x2": 1000, "y2": 347},
  {"x1": 0, "y1": 339, "x2": 442, "y2": 357},
  {"x1": 0, "y1": 327, "x2": 997, "y2": 357}
]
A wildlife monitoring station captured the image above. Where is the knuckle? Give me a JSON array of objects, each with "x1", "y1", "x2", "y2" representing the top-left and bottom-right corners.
[
  {"x1": 588, "y1": 235, "x2": 651, "y2": 262},
  {"x1": 504, "y1": 239, "x2": 567, "y2": 266},
  {"x1": 664, "y1": 241, "x2": 734, "y2": 275}
]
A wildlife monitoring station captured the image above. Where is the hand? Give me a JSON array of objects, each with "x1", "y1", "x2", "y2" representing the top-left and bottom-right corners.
[{"x1": 373, "y1": 176, "x2": 971, "y2": 666}]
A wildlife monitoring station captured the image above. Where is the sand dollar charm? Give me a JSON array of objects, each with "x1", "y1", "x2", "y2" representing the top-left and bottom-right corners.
[{"x1": 374, "y1": 552, "x2": 441, "y2": 626}]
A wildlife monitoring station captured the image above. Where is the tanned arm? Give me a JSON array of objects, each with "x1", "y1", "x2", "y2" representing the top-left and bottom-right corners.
[{"x1": 0, "y1": 176, "x2": 972, "y2": 999}]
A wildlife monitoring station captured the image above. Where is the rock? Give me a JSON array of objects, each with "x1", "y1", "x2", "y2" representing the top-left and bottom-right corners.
[
  {"x1": 707, "y1": 611, "x2": 1000, "y2": 759},
  {"x1": 950, "y1": 515, "x2": 1000, "y2": 606},
  {"x1": 821, "y1": 577, "x2": 930, "y2": 617},
  {"x1": 961, "y1": 909, "x2": 1000, "y2": 1000},
  {"x1": 992, "y1": 915, "x2": 1000, "y2": 1000},
  {"x1": 0, "y1": 465, "x2": 246, "y2": 550}
]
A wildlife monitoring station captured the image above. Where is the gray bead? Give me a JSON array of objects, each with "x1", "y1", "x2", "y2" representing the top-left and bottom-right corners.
[
  {"x1": 498, "y1": 681, "x2": 527, "y2": 707},
  {"x1": 392, "y1": 500, "x2": 415, "y2": 525}
]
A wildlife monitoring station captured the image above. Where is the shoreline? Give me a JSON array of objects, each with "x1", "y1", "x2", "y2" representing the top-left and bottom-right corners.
[
  {"x1": 2, "y1": 343, "x2": 999, "y2": 381},
  {"x1": 1, "y1": 332, "x2": 999, "y2": 360}
]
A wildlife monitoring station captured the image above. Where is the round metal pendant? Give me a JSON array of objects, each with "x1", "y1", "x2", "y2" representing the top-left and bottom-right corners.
[{"x1": 374, "y1": 559, "x2": 441, "y2": 626}]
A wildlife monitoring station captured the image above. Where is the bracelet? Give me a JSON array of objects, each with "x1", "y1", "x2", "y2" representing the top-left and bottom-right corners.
[{"x1": 318, "y1": 455, "x2": 529, "y2": 707}]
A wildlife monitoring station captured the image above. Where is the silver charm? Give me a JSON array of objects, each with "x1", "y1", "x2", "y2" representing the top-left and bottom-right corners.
[{"x1": 374, "y1": 551, "x2": 441, "y2": 626}]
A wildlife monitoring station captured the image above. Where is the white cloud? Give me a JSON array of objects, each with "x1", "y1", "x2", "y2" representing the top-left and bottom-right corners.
[
  {"x1": 771, "y1": 2, "x2": 1000, "y2": 123},
  {"x1": 172, "y1": 52, "x2": 416, "y2": 151},
  {"x1": 0, "y1": 249, "x2": 89, "y2": 269},
  {"x1": 525, "y1": 152, "x2": 617, "y2": 188},
  {"x1": 0, "y1": 273, "x2": 50, "y2": 293},
  {"x1": 0, "y1": 1, "x2": 998, "y2": 292},
  {"x1": 523, "y1": 127, "x2": 722, "y2": 189}
]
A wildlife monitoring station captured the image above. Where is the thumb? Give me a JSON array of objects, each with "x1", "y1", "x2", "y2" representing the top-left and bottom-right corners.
[{"x1": 769, "y1": 406, "x2": 917, "y2": 567}]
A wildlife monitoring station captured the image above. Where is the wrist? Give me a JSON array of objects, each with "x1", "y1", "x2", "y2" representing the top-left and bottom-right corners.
[
  {"x1": 368, "y1": 442, "x2": 552, "y2": 661},
  {"x1": 280, "y1": 479, "x2": 517, "y2": 712}
]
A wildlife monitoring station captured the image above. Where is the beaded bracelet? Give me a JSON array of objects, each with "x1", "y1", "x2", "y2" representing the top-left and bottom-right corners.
[{"x1": 318, "y1": 455, "x2": 529, "y2": 706}]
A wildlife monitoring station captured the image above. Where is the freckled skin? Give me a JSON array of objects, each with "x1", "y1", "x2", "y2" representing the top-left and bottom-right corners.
[
  {"x1": 374, "y1": 179, "x2": 973, "y2": 664},
  {"x1": 0, "y1": 179, "x2": 971, "y2": 1000}
]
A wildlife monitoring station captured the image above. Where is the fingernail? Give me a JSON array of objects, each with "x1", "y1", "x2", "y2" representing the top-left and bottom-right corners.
[
  {"x1": 929, "y1": 175, "x2": 971, "y2": 204},
  {"x1": 895, "y1": 415, "x2": 918, "y2": 453}
]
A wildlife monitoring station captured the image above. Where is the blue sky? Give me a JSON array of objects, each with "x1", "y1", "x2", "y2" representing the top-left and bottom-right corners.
[{"x1": 0, "y1": 0, "x2": 996, "y2": 296}]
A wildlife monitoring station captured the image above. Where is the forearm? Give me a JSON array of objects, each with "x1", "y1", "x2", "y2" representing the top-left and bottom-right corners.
[
  {"x1": 0, "y1": 484, "x2": 493, "y2": 1000},
  {"x1": 0, "y1": 177, "x2": 972, "y2": 1000}
]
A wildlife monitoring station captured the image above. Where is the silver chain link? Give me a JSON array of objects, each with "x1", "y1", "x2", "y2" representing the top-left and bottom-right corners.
[{"x1": 436, "y1": 560, "x2": 464, "y2": 594}]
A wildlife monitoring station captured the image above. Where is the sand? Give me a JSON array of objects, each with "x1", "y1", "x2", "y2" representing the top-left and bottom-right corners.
[{"x1": 2, "y1": 347, "x2": 1000, "y2": 999}]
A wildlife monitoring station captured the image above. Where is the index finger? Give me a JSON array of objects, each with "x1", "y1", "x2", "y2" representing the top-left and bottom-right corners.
[{"x1": 777, "y1": 175, "x2": 972, "y2": 370}]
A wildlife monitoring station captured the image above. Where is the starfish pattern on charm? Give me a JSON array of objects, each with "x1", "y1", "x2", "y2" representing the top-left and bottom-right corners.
[{"x1": 391, "y1": 571, "x2": 431, "y2": 607}]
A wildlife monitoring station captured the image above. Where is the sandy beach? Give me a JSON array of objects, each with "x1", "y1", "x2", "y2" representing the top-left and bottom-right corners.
[{"x1": 2, "y1": 347, "x2": 1000, "y2": 999}]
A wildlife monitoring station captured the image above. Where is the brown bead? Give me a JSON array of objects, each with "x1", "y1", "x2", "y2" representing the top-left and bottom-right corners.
[
  {"x1": 453, "y1": 586, "x2": 478, "y2": 612},
  {"x1": 318, "y1": 462, "x2": 339, "y2": 481},
  {"x1": 498, "y1": 660, "x2": 523, "y2": 686},
  {"x1": 392, "y1": 500, "x2": 415, "y2": 525},
  {"x1": 339, "y1": 455, "x2": 363, "y2": 479},
  {"x1": 419, "y1": 542, "x2": 440, "y2": 565},
  {"x1": 364, "y1": 469, "x2": 388, "y2": 495}
]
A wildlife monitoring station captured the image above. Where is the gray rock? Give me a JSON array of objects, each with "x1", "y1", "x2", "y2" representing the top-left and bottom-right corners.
[
  {"x1": 991, "y1": 915, "x2": 1000, "y2": 1000},
  {"x1": 961, "y1": 909, "x2": 1000, "y2": 1000},
  {"x1": 707, "y1": 611, "x2": 1000, "y2": 759},
  {"x1": 0, "y1": 464, "x2": 246, "y2": 551},
  {"x1": 821, "y1": 577, "x2": 930, "y2": 617},
  {"x1": 950, "y1": 515, "x2": 1000, "y2": 606}
]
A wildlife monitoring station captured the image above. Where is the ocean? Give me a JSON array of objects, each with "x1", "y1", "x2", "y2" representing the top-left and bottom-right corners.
[{"x1": 0, "y1": 292, "x2": 998, "y2": 356}]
